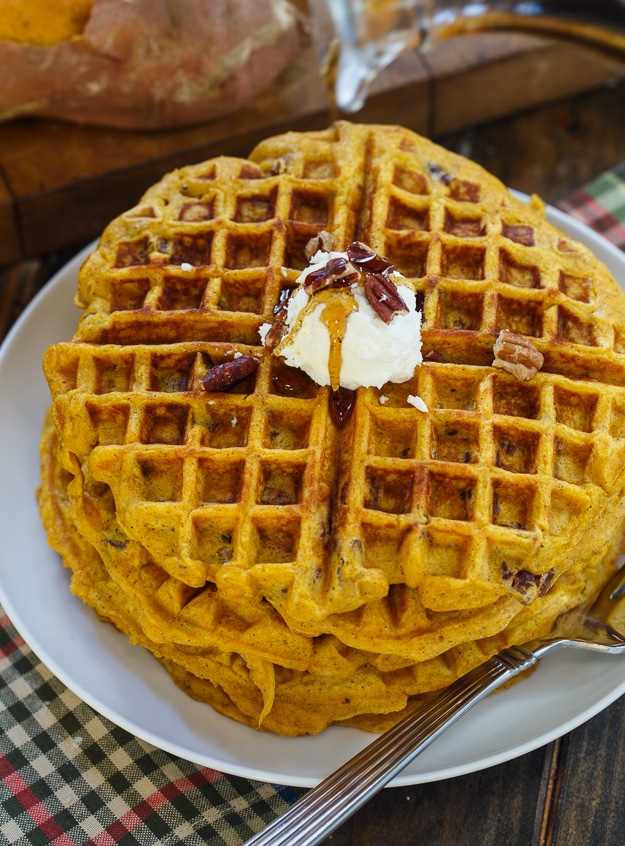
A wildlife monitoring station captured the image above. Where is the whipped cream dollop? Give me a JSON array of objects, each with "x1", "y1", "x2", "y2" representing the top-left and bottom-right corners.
[{"x1": 259, "y1": 246, "x2": 423, "y2": 391}]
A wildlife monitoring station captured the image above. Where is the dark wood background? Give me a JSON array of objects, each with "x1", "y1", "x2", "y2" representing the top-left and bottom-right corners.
[
  {"x1": 2, "y1": 42, "x2": 625, "y2": 846},
  {"x1": 1, "y1": 26, "x2": 625, "y2": 266}
]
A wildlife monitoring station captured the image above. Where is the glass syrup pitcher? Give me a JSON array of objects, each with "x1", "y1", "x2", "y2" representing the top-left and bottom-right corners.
[{"x1": 309, "y1": 0, "x2": 625, "y2": 112}]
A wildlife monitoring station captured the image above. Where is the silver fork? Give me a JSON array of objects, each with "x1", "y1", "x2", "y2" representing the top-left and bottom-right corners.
[{"x1": 243, "y1": 565, "x2": 625, "y2": 846}]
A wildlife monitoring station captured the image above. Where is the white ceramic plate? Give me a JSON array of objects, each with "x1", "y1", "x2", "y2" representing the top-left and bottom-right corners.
[{"x1": 2, "y1": 204, "x2": 625, "y2": 789}]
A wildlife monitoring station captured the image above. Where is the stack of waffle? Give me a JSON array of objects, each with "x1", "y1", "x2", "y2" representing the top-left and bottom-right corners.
[{"x1": 39, "y1": 122, "x2": 625, "y2": 735}]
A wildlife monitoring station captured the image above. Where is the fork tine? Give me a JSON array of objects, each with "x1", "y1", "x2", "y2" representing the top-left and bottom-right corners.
[
  {"x1": 608, "y1": 565, "x2": 625, "y2": 601},
  {"x1": 592, "y1": 563, "x2": 625, "y2": 604}
]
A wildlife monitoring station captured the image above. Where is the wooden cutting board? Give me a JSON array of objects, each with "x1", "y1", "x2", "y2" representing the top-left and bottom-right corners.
[{"x1": 0, "y1": 33, "x2": 623, "y2": 265}]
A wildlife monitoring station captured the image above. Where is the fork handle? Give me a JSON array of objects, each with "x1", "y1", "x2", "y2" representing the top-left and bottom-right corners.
[{"x1": 243, "y1": 644, "x2": 538, "y2": 846}]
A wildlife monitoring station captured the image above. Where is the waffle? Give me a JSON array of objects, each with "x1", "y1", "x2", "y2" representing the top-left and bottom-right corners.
[
  {"x1": 39, "y1": 414, "x2": 618, "y2": 735},
  {"x1": 40, "y1": 121, "x2": 625, "y2": 734}
]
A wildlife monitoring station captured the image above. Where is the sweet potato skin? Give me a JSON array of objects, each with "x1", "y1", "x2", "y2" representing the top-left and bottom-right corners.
[{"x1": 0, "y1": 0, "x2": 309, "y2": 129}]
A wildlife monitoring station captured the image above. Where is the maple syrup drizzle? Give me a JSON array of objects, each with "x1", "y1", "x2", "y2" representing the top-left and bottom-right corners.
[
  {"x1": 317, "y1": 288, "x2": 357, "y2": 391},
  {"x1": 270, "y1": 245, "x2": 403, "y2": 427}
]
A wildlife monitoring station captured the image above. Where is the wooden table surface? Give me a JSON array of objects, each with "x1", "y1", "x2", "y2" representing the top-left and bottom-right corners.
[{"x1": 2, "y1": 77, "x2": 625, "y2": 846}]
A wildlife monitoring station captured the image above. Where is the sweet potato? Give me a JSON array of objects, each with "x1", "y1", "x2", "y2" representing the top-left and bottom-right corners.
[
  {"x1": 0, "y1": 0, "x2": 94, "y2": 45},
  {"x1": 0, "y1": 0, "x2": 308, "y2": 129}
]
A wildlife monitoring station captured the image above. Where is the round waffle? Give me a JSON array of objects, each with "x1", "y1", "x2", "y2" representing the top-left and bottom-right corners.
[
  {"x1": 40, "y1": 122, "x2": 625, "y2": 735},
  {"x1": 39, "y1": 414, "x2": 618, "y2": 735}
]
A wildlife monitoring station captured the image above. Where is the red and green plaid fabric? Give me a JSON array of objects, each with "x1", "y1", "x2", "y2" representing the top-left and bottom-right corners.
[
  {"x1": 0, "y1": 612, "x2": 302, "y2": 845},
  {"x1": 556, "y1": 161, "x2": 625, "y2": 250},
  {"x1": 2, "y1": 164, "x2": 625, "y2": 845}
]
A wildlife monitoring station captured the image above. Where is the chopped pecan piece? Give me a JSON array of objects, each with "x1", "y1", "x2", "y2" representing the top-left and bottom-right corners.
[
  {"x1": 492, "y1": 330, "x2": 544, "y2": 381},
  {"x1": 346, "y1": 241, "x2": 395, "y2": 274},
  {"x1": 263, "y1": 306, "x2": 289, "y2": 350},
  {"x1": 304, "y1": 256, "x2": 359, "y2": 293},
  {"x1": 262, "y1": 288, "x2": 292, "y2": 350},
  {"x1": 364, "y1": 273, "x2": 409, "y2": 324},
  {"x1": 502, "y1": 564, "x2": 555, "y2": 604},
  {"x1": 305, "y1": 230, "x2": 335, "y2": 261},
  {"x1": 201, "y1": 355, "x2": 259, "y2": 392}
]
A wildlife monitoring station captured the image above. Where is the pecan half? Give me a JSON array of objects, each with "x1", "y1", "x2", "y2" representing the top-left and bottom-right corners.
[
  {"x1": 305, "y1": 230, "x2": 335, "y2": 261},
  {"x1": 201, "y1": 355, "x2": 259, "y2": 392},
  {"x1": 304, "y1": 256, "x2": 360, "y2": 294},
  {"x1": 364, "y1": 273, "x2": 409, "y2": 324},
  {"x1": 492, "y1": 330, "x2": 544, "y2": 381},
  {"x1": 346, "y1": 241, "x2": 395, "y2": 274}
]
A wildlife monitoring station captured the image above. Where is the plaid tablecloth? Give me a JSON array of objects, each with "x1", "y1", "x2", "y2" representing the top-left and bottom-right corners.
[
  {"x1": 557, "y1": 161, "x2": 625, "y2": 251},
  {"x1": 2, "y1": 163, "x2": 625, "y2": 846}
]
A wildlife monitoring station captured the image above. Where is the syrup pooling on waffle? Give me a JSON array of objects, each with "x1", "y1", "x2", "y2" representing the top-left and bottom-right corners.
[{"x1": 40, "y1": 122, "x2": 625, "y2": 734}]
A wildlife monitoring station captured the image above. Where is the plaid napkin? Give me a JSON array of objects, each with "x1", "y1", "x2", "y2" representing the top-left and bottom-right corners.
[
  {"x1": 0, "y1": 614, "x2": 302, "y2": 845},
  {"x1": 556, "y1": 161, "x2": 625, "y2": 251},
  {"x1": 2, "y1": 163, "x2": 625, "y2": 846}
]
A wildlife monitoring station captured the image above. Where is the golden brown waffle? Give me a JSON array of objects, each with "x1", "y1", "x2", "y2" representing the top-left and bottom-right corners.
[
  {"x1": 39, "y1": 415, "x2": 619, "y2": 735},
  {"x1": 40, "y1": 121, "x2": 625, "y2": 734}
]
